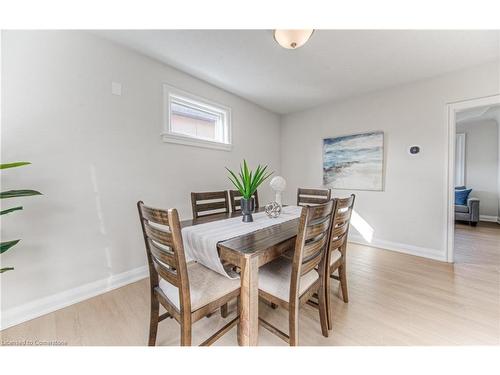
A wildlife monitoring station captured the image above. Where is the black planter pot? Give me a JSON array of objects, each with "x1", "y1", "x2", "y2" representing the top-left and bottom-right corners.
[{"x1": 240, "y1": 197, "x2": 255, "y2": 222}]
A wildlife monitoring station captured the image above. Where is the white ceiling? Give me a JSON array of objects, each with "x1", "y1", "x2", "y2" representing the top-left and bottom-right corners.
[
  {"x1": 457, "y1": 104, "x2": 500, "y2": 124},
  {"x1": 95, "y1": 30, "x2": 500, "y2": 114}
]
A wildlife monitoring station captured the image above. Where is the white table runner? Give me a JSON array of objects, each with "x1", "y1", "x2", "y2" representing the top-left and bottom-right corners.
[{"x1": 182, "y1": 205, "x2": 303, "y2": 278}]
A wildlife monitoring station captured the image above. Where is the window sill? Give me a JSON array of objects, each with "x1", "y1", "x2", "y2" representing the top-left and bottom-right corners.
[{"x1": 161, "y1": 132, "x2": 232, "y2": 151}]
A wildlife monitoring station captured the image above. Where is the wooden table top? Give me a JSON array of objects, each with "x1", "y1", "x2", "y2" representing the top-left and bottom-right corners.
[{"x1": 180, "y1": 208, "x2": 300, "y2": 257}]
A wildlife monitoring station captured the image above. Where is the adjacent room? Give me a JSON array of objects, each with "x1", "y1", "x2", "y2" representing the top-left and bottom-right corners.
[
  {"x1": 1, "y1": 29, "x2": 500, "y2": 348},
  {"x1": 454, "y1": 103, "x2": 500, "y2": 265}
]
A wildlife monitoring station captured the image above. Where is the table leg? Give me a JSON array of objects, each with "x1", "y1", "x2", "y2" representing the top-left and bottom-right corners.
[{"x1": 238, "y1": 256, "x2": 259, "y2": 346}]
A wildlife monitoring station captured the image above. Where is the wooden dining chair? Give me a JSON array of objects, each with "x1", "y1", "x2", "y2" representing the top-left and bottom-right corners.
[
  {"x1": 191, "y1": 191, "x2": 230, "y2": 218},
  {"x1": 258, "y1": 201, "x2": 334, "y2": 345},
  {"x1": 324, "y1": 194, "x2": 355, "y2": 331},
  {"x1": 229, "y1": 189, "x2": 259, "y2": 212},
  {"x1": 296, "y1": 188, "x2": 331, "y2": 207},
  {"x1": 137, "y1": 201, "x2": 240, "y2": 346}
]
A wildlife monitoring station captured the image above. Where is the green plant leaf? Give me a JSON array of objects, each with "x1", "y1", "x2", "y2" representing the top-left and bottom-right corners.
[
  {"x1": 247, "y1": 171, "x2": 253, "y2": 198},
  {"x1": 228, "y1": 175, "x2": 243, "y2": 194},
  {"x1": 238, "y1": 165, "x2": 247, "y2": 196},
  {"x1": 0, "y1": 162, "x2": 31, "y2": 170},
  {"x1": 0, "y1": 267, "x2": 15, "y2": 273},
  {"x1": 243, "y1": 160, "x2": 252, "y2": 198},
  {"x1": 0, "y1": 190, "x2": 42, "y2": 199},
  {"x1": 0, "y1": 206, "x2": 23, "y2": 215},
  {"x1": 226, "y1": 167, "x2": 245, "y2": 194},
  {"x1": 1, "y1": 239, "x2": 20, "y2": 254},
  {"x1": 250, "y1": 165, "x2": 265, "y2": 194}
]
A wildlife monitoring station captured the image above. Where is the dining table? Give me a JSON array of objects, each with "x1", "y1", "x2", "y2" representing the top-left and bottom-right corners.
[{"x1": 180, "y1": 207, "x2": 300, "y2": 346}]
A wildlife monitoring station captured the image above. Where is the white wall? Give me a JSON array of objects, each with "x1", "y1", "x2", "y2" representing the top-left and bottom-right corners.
[
  {"x1": 280, "y1": 62, "x2": 500, "y2": 259},
  {"x1": 456, "y1": 119, "x2": 499, "y2": 219},
  {"x1": 0, "y1": 31, "x2": 281, "y2": 327}
]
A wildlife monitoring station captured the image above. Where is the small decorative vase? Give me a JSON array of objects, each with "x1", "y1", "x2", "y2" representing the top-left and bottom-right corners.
[{"x1": 241, "y1": 197, "x2": 255, "y2": 222}]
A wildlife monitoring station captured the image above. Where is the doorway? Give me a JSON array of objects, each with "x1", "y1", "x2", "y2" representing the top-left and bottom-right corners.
[{"x1": 446, "y1": 94, "x2": 500, "y2": 263}]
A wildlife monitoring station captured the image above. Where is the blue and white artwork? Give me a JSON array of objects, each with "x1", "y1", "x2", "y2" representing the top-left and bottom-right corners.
[{"x1": 323, "y1": 131, "x2": 384, "y2": 191}]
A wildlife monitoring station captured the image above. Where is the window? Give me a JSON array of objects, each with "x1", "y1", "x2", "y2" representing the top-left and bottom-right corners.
[
  {"x1": 162, "y1": 85, "x2": 231, "y2": 150},
  {"x1": 455, "y1": 133, "x2": 466, "y2": 186}
]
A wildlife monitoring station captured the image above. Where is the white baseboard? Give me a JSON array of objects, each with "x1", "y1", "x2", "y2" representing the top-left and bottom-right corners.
[
  {"x1": 0, "y1": 265, "x2": 148, "y2": 331},
  {"x1": 348, "y1": 234, "x2": 446, "y2": 262},
  {"x1": 480, "y1": 215, "x2": 499, "y2": 223}
]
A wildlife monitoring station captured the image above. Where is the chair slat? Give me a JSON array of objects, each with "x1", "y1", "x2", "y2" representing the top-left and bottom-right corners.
[
  {"x1": 153, "y1": 259, "x2": 179, "y2": 286},
  {"x1": 305, "y1": 217, "x2": 331, "y2": 240},
  {"x1": 298, "y1": 196, "x2": 329, "y2": 205},
  {"x1": 140, "y1": 205, "x2": 169, "y2": 225},
  {"x1": 149, "y1": 239, "x2": 176, "y2": 268},
  {"x1": 297, "y1": 188, "x2": 331, "y2": 206},
  {"x1": 335, "y1": 196, "x2": 355, "y2": 210},
  {"x1": 329, "y1": 233, "x2": 347, "y2": 251},
  {"x1": 299, "y1": 188, "x2": 330, "y2": 196},
  {"x1": 301, "y1": 251, "x2": 323, "y2": 275},
  {"x1": 193, "y1": 191, "x2": 228, "y2": 200},
  {"x1": 335, "y1": 209, "x2": 352, "y2": 223},
  {"x1": 303, "y1": 232, "x2": 329, "y2": 260},
  {"x1": 144, "y1": 222, "x2": 174, "y2": 247},
  {"x1": 331, "y1": 222, "x2": 349, "y2": 238},
  {"x1": 308, "y1": 202, "x2": 334, "y2": 220},
  {"x1": 191, "y1": 191, "x2": 229, "y2": 218},
  {"x1": 196, "y1": 201, "x2": 228, "y2": 213}
]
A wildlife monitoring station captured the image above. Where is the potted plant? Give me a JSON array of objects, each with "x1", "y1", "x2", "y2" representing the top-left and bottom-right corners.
[
  {"x1": 1, "y1": 162, "x2": 42, "y2": 273},
  {"x1": 226, "y1": 160, "x2": 273, "y2": 222}
]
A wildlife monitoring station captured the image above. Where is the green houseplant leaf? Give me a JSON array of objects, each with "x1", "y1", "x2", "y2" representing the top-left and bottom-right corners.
[
  {"x1": 0, "y1": 206, "x2": 23, "y2": 215},
  {"x1": 1, "y1": 239, "x2": 20, "y2": 254},
  {"x1": 0, "y1": 161, "x2": 31, "y2": 170},
  {"x1": 0, "y1": 190, "x2": 42, "y2": 199}
]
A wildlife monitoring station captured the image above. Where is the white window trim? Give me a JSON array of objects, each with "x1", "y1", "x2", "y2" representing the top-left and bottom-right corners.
[
  {"x1": 162, "y1": 84, "x2": 232, "y2": 151},
  {"x1": 455, "y1": 133, "x2": 466, "y2": 187}
]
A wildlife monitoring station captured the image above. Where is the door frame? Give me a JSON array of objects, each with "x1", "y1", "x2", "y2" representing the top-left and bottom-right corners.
[{"x1": 445, "y1": 94, "x2": 500, "y2": 262}]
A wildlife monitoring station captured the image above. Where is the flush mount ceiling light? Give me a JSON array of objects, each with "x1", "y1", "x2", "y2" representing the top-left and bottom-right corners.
[{"x1": 273, "y1": 29, "x2": 314, "y2": 49}]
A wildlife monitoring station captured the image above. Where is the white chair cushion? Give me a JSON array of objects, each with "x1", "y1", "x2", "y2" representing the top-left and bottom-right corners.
[
  {"x1": 159, "y1": 262, "x2": 239, "y2": 311},
  {"x1": 258, "y1": 257, "x2": 319, "y2": 302},
  {"x1": 330, "y1": 249, "x2": 342, "y2": 265}
]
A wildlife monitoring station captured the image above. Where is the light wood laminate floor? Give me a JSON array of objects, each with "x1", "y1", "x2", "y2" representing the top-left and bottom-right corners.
[
  {"x1": 2, "y1": 230, "x2": 499, "y2": 345},
  {"x1": 455, "y1": 221, "x2": 500, "y2": 266}
]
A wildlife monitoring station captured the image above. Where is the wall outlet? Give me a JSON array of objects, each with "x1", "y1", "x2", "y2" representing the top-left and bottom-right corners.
[{"x1": 111, "y1": 82, "x2": 122, "y2": 96}]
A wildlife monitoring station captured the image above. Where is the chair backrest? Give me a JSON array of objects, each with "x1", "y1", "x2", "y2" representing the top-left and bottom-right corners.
[
  {"x1": 191, "y1": 191, "x2": 230, "y2": 218},
  {"x1": 137, "y1": 201, "x2": 191, "y2": 312},
  {"x1": 229, "y1": 189, "x2": 259, "y2": 212},
  {"x1": 290, "y1": 200, "x2": 334, "y2": 302},
  {"x1": 327, "y1": 195, "x2": 356, "y2": 264},
  {"x1": 297, "y1": 188, "x2": 331, "y2": 207}
]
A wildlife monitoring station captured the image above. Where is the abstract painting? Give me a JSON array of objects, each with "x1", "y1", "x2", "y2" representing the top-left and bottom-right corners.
[{"x1": 323, "y1": 131, "x2": 384, "y2": 191}]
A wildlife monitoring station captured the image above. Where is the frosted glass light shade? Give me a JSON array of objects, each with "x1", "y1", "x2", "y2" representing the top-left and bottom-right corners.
[
  {"x1": 270, "y1": 176, "x2": 286, "y2": 192},
  {"x1": 270, "y1": 176, "x2": 286, "y2": 206},
  {"x1": 273, "y1": 30, "x2": 314, "y2": 49}
]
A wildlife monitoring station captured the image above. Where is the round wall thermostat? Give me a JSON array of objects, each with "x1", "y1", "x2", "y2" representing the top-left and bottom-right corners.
[{"x1": 408, "y1": 145, "x2": 421, "y2": 155}]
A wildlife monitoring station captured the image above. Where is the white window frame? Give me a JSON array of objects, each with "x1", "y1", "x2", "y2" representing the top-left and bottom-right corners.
[
  {"x1": 162, "y1": 84, "x2": 232, "y2": 151},
  {"x1": 455, "y1": 133, "x2": 466, "y2": 187}
]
